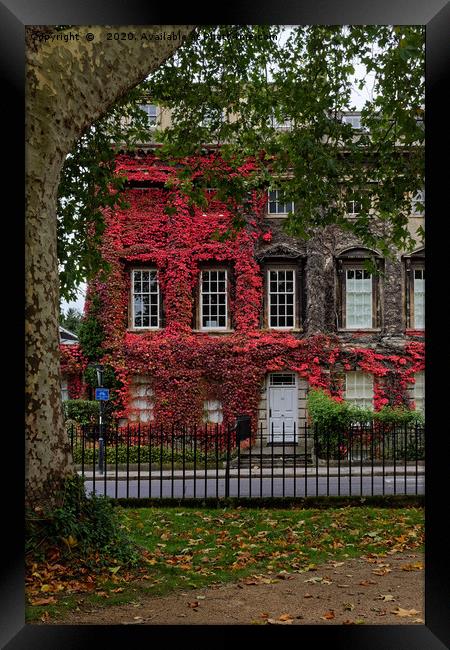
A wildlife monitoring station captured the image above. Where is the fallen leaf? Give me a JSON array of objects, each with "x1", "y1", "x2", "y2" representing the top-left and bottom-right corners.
[
  {"x1": 378, "y1": 594, "x2": 395, "y2": 602},
  {"x1": 321, "y1": 610, "x2": 335, "y2": 620},
  {"x1": 372, "y1": 568, "x2": 392, "y2": 576},
  {"x1": 278, "y1": 613, "x2": 294, "y2": 621},
  {"x1": 359, "y1": 580, "x2": 377, "y2": 586},
  {"x1": 343, "y1": 603, "x2": 355, "y2": 611},
  {"x1": 304, "y1": 576, "x2": 324, "y2": 584},
  {"x1": 267, "y1": 618, "x2": 293, "y2": 625},
  {"x1": 62, "y1": 535, "x2": 78, "y2": 548},
  {"x1": 401, "y1": 562, "x2": 424, "y2": 571},
  {"x1": 188, "y1": 601, "x2": 199, "y2": 609},
  {"x1": 109, "y1": 566, "x2": 121, "y2": 575},
  {"x1": 413, "y1": 618, "x2": 424, "y2": 624},
  {"x1": 392, "y1": 607, "x2": 420, "y2": 618}
]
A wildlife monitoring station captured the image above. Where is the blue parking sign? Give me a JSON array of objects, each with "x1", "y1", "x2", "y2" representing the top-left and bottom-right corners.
[{"x1": 95, "y1": 388, "x2": 110, "y2": 401}]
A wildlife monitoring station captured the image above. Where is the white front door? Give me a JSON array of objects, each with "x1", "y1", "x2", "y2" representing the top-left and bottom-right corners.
[{"x1": 268, "y1": 373, "x2": 297, "y2": 443}]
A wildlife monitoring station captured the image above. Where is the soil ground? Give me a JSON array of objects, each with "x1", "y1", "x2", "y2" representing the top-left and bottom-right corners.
[{"x1": 54, "y1": 551, "x2": 424, "y2": 626}]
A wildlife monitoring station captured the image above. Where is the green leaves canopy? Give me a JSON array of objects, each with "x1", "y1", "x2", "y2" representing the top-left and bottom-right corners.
[{"x1": 58, "y1": 25, "x2": 424, "y2": 300}]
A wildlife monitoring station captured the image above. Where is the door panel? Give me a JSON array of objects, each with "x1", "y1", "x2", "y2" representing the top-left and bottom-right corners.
[{"x1": 269, "y1": 385, "x2": 297, "y2": 442}]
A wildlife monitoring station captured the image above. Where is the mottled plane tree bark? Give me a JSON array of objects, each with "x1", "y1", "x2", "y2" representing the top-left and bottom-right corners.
[{"x1": 25, "y1": 25, "x2": 195, "y2": 506}]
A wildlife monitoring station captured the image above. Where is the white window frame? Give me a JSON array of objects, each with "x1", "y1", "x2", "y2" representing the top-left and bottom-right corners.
[
  {"x1": 345, "y1": 268, "x2": 373, "y2": 329},
  {"x1": 129, "y1": 375, "x2": 155, "y2": 423},
  {"x1": 138, "y1": 103, "x2": 159, "y2": 127},
  {"x1": 413, "y1": 371, "x2": 425, "y2": 414},
  {"x1": 342, "y1": 113, "x2": 362, "y2": 130},
  {"x1": 131, "y1": 269, "x2": 160, "y2": 330},
  {"x1": 267, "y1": 269, "x2": 296, "y2": 329},
  {"x1": 411, "y1": 189, "x2": 425, "y2": 216},
  {"x1": 269, "y1": 373, "x2": 297, "y2": 386},
  {"x1": 200, "y1": 108, "x2": 226, "y2": 128},
  {"x1": 345, "y1": 372, "x2": 374, "y2": 410},
  {"x1": 270, "y1": 111, "x2": 292, "y2": 131},
  {"x1": 200, "y1": 269, "x2": 228, "y2": 331},
  {"x1": 413, "y1": 268, "x2": 425, "y2": 329},
  {"x1": 346, "y1": 198, "x2": 361, "y2": 216},
  {"x1": 61, "y1": 377, "x2": 69, "y2": 402},
  {"x1": 203, "y1": 399, "x2": 224, "y2": 424},
  {"x1": 267, "y1": 189, "x2": 295, "y2": 215}
]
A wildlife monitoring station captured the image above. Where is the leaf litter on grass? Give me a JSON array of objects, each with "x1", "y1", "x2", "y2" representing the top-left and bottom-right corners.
[{"x1": 27, "y1": 506, "x2": 424, "y2": 622}]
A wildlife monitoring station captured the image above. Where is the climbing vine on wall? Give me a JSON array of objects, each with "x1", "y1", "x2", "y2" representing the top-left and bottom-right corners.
[
  {"x1": 60, "y1": 344, "x2": 87, "y2": 400},
  {"x1": 65, "y1": 151, "x2": 424, "y2": 429}
]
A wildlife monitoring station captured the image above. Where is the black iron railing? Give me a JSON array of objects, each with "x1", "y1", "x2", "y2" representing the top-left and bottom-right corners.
[{"x1": 68, "y1": 421, "x2": 425, "y2": 499}]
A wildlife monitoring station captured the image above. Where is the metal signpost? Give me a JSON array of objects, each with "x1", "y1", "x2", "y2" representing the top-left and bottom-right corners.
[{"x1": 94, "y1": 366, "x2": 109, "y2": 474}]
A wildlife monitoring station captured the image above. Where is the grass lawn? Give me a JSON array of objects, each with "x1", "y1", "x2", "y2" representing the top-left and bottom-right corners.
[{"x1": 26, "y1": 505, "x2": 424, "y2": 623}]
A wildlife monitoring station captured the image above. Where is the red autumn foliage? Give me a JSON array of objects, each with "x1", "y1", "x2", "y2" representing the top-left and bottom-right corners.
[{"x1": 61, "y1": 152, "x2": 425, "y2": 428}]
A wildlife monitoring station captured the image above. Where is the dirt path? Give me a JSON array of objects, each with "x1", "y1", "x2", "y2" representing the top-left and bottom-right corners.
[{"x1": 56, "y1": 552, "x2": 424, "y2": 626}]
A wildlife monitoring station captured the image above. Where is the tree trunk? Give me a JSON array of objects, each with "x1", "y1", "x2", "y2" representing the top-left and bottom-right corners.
[{"x1": 25, "y1": 25, "x2": 195, "y2": 507}]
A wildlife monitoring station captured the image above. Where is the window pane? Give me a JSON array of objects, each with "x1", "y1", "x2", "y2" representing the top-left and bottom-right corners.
[
  {"x1": 345, "y1": 372, "x2": 373, "y2": 409},
  {"x1": 270, "y1": 373, "x2": 296, "y2": 385},
  {"x1": 267, "y1": 190, "x2": 294, "y2": 215},
  {"x1": 268, "y1": 268, "x2": 296, "y2": 328},
  {"x1": 414, "y1": 371, "x2": 425, "y2": 413},
  {"x1": 133, "y1": 269, "x2": 159, "y2": 328},
  {"x1": 346, "y1": 268, "x2": 372, "y2": 329},
  {"x1": 414, "y1": 272, "x2": 425, "y2": 329},
  {"x1": 201, "y1": 270, "x2": 227, "y2": 329}
]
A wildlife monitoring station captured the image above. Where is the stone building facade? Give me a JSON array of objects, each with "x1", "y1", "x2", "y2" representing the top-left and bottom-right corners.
[{"x1": 67, "y1": 106, "x2": 425, "y2": 442}]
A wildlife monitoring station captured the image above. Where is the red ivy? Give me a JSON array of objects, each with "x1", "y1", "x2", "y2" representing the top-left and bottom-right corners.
[
  {"x1": 70, "y1": 152, "x2": 425, "y2": 429},
  {"x1": 59, "y1": 344, "x2": 88, "y2": 399}
]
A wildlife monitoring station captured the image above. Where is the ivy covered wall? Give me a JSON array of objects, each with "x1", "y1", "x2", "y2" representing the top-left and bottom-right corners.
[{"x1": 61, "y1": 151, "x2": 424, "y2": 429}]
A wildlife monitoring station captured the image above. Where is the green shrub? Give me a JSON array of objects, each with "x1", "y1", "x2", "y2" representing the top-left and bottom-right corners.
[
  {"x1": 374, "y1": 405, "x2": 424, "y2": 426},
  {"x1": 307, "y1": 389, "x2": 353, "y2": 431},
  {"x1": 308, "y1": 389, "x2": 424, "y2": 428},
  {"x1": 71, "y1": 443, "x2": 229, "y2": 466},
  {"x1": 64, "y1": 400, "x2": 99, "y2": 425},
  {"x1": 307, "y1": 389, "x2": 425, "y2": 458},
  {"x1": 26, "y1": 475, "x2": 139, "y2": 567}
]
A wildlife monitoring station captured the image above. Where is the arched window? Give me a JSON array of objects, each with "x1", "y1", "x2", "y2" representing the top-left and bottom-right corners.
[{"x1": 336, "y1": 248, "x2": 383, "y2": 330}]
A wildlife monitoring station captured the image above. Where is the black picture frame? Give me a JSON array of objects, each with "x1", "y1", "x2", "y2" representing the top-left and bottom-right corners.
[{"x1": 4, "y1": 1, "x2": 449, "y2": 647}]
